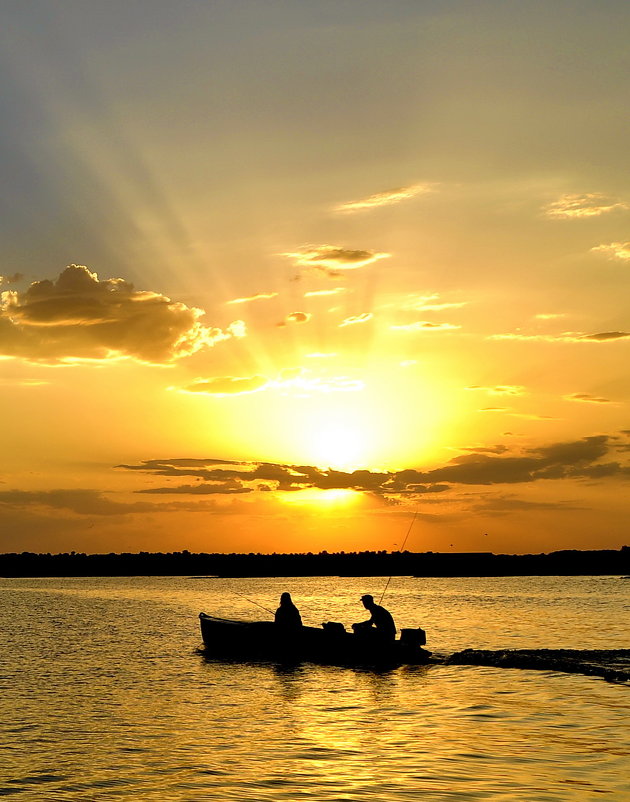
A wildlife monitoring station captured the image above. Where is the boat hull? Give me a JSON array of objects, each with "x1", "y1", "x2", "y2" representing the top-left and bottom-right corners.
[{"x1": 199, "y1": 613, "x2": 432, "y2": 667}]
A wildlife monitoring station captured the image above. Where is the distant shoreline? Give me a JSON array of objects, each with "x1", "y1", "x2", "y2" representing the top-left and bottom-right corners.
[{"x1": 1, "y1": 547, "x2": 628, "y2": 578}]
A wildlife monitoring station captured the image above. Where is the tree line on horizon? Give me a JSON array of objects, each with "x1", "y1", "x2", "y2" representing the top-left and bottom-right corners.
[{"x1": 0, "y1": 546, "x2": 628, "y2": 577}]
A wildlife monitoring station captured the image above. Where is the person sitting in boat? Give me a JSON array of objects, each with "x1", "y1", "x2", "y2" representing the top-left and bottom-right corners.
[
  {"x1": 354, "y1": 594, "x2": 396, "y2": 643},
  {"x1": 274, "y1": 592, "x2": 302, "y2": 629}
]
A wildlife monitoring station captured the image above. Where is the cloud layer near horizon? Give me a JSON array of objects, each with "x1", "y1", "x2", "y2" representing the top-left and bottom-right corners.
[
  {"x1": 0, "y1": 488, "x2": 248, "y2": 517},
  {"x1": 118, "y1": 434, "x2": 630, "y2": 498},
  {"x1": 0, "y1": 265, "x2": 244, "y2": 364}
]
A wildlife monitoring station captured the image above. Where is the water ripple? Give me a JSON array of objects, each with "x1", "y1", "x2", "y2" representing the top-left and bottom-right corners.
[{"x1": 1, "y1": 576, "x2": 628, "y2": 801}]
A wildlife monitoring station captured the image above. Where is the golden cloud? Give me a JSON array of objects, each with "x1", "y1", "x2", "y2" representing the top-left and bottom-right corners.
[
  {"x1": 339, "y1": 313, "x2": 373, "y2": 327},
  {"x1": 226, "y1": 292, "x2": 278, "y2": 305},
  {"x1": 591, "y1": 242, "x2": 630, "y2": 261},
  {"x1": 544, "y1": 193, "x2": 628, "y2": 219},
  {"x1": 334, "y1": 183, "x2": 435, "y2": 213},
  {"x1": 272, "y1": 367, "x2": 363, "y2": 394},
  {"x1": 304, "y1": 288, "x2": 346, "y2": 298},
  {"x1": 399, "y1": 293, "x2": 467, "y2": 312},
  {"x1": 0, "y1": 273, "x2": 23, "y2": 287},
  {"x1": 0, "y1": 265, "x2": 245, "y2": 364}
]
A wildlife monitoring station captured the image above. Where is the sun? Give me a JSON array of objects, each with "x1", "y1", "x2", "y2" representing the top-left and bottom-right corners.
[
  {"x1": 202, "y1": 361, "x2": 452, "y2": 473},
  {"x1": 304, "y1": 420, "x2": 368, "y2": 470}
]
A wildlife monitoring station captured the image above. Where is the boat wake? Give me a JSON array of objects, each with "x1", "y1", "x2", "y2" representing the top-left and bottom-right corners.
[{"x1": 443, "y1": 649, "x2": 630, "y2": 683}]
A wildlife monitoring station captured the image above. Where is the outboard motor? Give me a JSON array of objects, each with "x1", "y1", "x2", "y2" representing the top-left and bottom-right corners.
[{"x1": 400, "y1": 627, "x2": 427, "y2": 647}]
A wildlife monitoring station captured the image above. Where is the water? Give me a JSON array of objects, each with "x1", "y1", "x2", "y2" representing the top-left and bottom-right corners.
[{"x1": 0, "y1": 575, "x2": 628, "y2": 801}]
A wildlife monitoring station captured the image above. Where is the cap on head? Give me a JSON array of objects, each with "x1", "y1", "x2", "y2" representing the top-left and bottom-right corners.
[{"x1": 361, "y1": 594, "x2": 374, "y2": 603}]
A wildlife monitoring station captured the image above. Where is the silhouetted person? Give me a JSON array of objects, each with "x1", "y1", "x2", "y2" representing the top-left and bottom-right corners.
[
  {"x1": 275, "y1": 592, "x2": 302, "y2": 629},
  {"x1": 355, "y1": 594, "x2": 396, "y2": 643}
]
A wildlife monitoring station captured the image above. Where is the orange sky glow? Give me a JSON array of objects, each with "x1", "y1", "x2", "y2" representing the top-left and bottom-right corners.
[{"x1": 1, "y1": 1, "x2": 629, "y2": 556}]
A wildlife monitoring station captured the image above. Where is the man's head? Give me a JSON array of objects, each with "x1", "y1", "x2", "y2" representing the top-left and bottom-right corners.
[{"x1": 361, "y1": 594, "x2": 375, "y2": 610}]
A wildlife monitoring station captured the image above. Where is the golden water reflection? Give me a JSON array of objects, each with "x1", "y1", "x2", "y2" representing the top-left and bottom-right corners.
[{"x1": 1, "y1": 577, "x2": 628, "y2": 801}]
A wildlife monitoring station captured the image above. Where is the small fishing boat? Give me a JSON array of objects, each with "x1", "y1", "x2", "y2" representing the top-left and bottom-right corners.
[{"x1": 199, "y1": 612, "x2": 432, "y2": 667}]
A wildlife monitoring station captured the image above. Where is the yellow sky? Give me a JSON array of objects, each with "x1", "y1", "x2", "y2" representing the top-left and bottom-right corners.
[{"x1": 0, "y1": 1, "x2": 629, "y2": 555}]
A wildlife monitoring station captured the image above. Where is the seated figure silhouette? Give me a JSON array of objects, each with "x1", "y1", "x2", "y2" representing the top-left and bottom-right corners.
[
  {"x1": 274, "y1": 592, "x2": 302, "y2": 629},
  {"x1": 353, "y1": 593, "x2": 396, "y2": 644}
]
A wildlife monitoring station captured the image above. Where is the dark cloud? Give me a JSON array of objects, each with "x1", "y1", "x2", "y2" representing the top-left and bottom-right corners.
[
  {"x1": 283, "y1": 245, "x2": 389, "y2": 277},
  {"x1": 117, "y1": 459, "x2": 312, "y2": 491},
  {"x1": 119, "y1": 434, "x2": 630, "y2": 497},
  {"x1": 0, "y1": 488, "x2": 162, "y2": 515},
  {"x1": 121, "y1": 458, "x2": 408, "y2": 496},
  {"x1": 492, "y1": 331, "x2": 630, "y2": 343},
  {"x1": 566, "y1": 393, "x2": 613, "y2": 404},
  {"x1": 121, "y1": 457, "x2": 238, "y2": 469},
  {"x1": 137, "y1": 482, "x2": 253, "y2": 495},
  {"x1": 419, "y1": 435, "x2": 613, "y2": 485},
  {"x1": 465, "y1": 385, "x2": 525, "y2": 396},
  {"x1": 459, "y1": 445, "x2": 510, "y2": 454},
  {"x1": 580, "y1": 331, "x2": 630, "y2": 342},
  {"x1": 390, "y1": 321, "x2": 460, "y2": 332},
  {"x1": 471, "y1": 495, "x2": 585, "y2": 514},
  {"x1": 0, "y1": 486, "x2": 262, "y2": 517},
  {"x1": 280, "y1": 312, "x2": 311, "y2": 325},
  {"x1": 531, "y1": 435, "x2": 609, "y2": 465},
  {"x1": 572, "y1": 462, "x2": 630, "y2": 479},
  {"x1": 0, "y1": 265, "x2": 245, "y2": 364}
]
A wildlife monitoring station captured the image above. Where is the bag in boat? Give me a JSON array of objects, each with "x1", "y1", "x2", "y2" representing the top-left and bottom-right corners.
[{"x1": 322, "y1": 621, "x2": 346, "y2": 636}]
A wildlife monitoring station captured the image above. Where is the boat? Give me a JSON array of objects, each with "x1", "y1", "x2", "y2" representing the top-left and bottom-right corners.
[{"x1": 199, "y1": 612, "x2": 432, "y2": 667}]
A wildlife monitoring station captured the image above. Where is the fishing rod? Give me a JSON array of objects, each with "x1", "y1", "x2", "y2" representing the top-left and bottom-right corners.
[
  {"x1": 378, "y1": 506, "x2": 419, "y2": 604},
  {"x1": 232, "y1": 590, "x2": 320, "y2": 626},
  {"x1": 232, "y1": 590, "x2": 275, "y2": 616}
]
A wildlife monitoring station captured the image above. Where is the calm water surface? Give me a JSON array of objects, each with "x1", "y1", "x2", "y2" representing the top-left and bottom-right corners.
[{"x1": 0, "y1": 575, "x2": 628, "y2": 801}]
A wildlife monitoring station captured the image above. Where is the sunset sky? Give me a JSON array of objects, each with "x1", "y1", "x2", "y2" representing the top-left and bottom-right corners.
[{"x1": 1, "y1": 1, "x2": 629, "y2": 556}]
